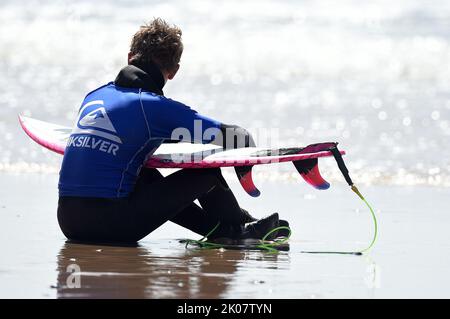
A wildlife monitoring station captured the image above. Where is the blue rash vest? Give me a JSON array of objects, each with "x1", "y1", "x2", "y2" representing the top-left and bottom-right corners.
[{"x1": 58, "y1": 77, "x2": 221, "y2": 198}]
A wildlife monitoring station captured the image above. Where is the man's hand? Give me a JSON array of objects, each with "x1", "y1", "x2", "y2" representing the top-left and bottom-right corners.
[{"x1": 213, "y1": 124, "x2": 256, "y2": 149}]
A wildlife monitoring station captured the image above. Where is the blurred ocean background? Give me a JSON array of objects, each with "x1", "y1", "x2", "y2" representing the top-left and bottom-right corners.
[
  {"x1": 1, "y1": 0, "x2": 449, "y2": 187},
  {"x1": 3, "y1": 1, "x2": 450, "y2": 299}
]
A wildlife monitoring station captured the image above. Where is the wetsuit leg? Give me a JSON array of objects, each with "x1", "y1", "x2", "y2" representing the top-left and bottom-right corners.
[
  {"x1": 136, "y1": 168, "x2": 249, "y2": 223},
  {"x1": 57, "y1": 196, "x2": 134, "y2": 244},
  {"x1": 58, "y1": 168, "x2": 250, "y2": 244},
  {"x1": 132, "y1": 168, "x2": 218, "y2": 234},
  {"x1": 129, "y1": 168, "x2": 247, "y2": 241},
  {"x1": 133, "y1": 168, "x2": 220, "y2": 235}
]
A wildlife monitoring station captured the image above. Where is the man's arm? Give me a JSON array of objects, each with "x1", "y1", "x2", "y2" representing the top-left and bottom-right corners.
[
  {"x1": 211, "y1": 123, "x2": 256, "y2": 149},
  {"x1": 162, "y1": 123, "x2": 255, "y2": 148},
  {"x1": 143, "y1": 94, "x2": 255, "y2": 148}
]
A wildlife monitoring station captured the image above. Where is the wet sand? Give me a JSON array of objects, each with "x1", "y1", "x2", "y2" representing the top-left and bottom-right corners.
[{"x1": 1, "y1": 171, "x2": 450, "y2": 298}]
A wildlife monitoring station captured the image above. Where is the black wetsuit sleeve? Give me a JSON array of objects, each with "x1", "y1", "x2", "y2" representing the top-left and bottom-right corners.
[{"x1": 217, "y1": 123, "x2": 256, "y2": 149}]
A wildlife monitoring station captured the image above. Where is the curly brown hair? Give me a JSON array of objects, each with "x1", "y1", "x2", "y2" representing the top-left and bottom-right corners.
[{"x1": 129, "y1": 18, "x2": 183, "y2": 73}]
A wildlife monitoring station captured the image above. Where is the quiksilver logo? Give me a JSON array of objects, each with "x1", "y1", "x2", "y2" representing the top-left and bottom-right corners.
[
  {"x1": 66, "y1": 135, "x2": 119, "y2": 156},
  {"x1": 72, "y1": 100, "x2": 122, "y2": 144},
  {"x1": 68, "y1": 100, "x2": 121, "y2": 156}
]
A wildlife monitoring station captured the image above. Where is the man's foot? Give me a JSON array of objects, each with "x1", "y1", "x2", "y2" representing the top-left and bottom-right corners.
[
  {"x1": 239, "y1": 213, "x2": 280, "y2": 240},
  {"x1": 207, "y1": 213, "x2": 285, "y2": 243},
  {"x1": 277, "y1": 219, "x2": 290, "y2": 238},
  {"x1": 241, "y1": 208, "x2": 258, "y2": 223}
]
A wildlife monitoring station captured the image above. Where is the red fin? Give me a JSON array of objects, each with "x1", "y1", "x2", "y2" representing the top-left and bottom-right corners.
[
  {"x1": 235, "y1": 166, "x2": 261, "y2": 197},
  {"x1": 293, "y1": 159, "x2": 330, "y2": 190}
]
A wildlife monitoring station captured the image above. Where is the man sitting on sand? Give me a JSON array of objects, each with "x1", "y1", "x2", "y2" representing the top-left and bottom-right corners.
[{"x1": 57, "y1": 18, "x2": 288, "y2": 245}]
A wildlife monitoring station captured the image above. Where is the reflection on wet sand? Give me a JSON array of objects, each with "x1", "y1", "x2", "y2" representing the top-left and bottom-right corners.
[{"x1": 56, "y1": 241, "x2": 287, "y2": 298}]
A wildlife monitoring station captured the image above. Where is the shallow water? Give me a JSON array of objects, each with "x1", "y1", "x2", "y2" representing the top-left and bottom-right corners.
[
  {"x1": 0, "y1": 0, "x2": 449, "y2": 186},
  {"x1": 1, "y1": 173, "x2": 449, "y2": 298}
]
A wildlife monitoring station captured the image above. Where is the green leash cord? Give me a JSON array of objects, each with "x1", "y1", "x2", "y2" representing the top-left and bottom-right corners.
[
  {"x1": 183, "y1": 185, "x2": 377, "y2": 255},
  {"x1": 353, "y1": 186, "x2": 378, "y2": 254},
  {"x1": 256, "y1": 226, "x2": 291, "y2": 252},
  {"x1": 183, "y1": 222, "x2": 225, "y2": 250},
  {"x1": 184, "y1": 224, "x2": 292, "y2": 252},
  {"x1": 303, "y1": 144, "x2": 379, "y2": 255},
  {"x1": 301, "y1": 185, "x2": 378, "y2": 255}
]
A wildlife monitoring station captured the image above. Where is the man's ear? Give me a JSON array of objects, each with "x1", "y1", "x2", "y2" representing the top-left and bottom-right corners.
[
  {"x1": 127, "y1": 52, "x2": 133, "y2": 64},
  {"x1": 167, "y1": 64, "x2": 180, "y2": 80}
]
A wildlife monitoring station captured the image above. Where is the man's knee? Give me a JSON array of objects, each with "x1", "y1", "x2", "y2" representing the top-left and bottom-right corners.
[{"x1": 195, "y1": 168, "x2": 229, "y2": 191}]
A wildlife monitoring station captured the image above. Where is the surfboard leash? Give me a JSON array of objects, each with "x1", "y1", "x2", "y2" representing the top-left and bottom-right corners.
[
  {"x1": 182, "y1": 222, "x2": 225, "y2": 250},
  {"x1": 300, "y1": 144, "x2": 378, "y2": 255},
  {"x1": 182, "y1": 143, "x2": 378, "y2": 255},
  {"x1": 182, "y1": 223, "x2": 292, "y2": 252},
  {"x1": 256, "y1": 226, "x2": 291, "y2": 252}
]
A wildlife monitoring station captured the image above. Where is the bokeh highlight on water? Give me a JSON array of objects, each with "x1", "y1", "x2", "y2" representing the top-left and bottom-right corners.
[{"x1": 0, "y1": 0, "x2": 449, "y2": 186}]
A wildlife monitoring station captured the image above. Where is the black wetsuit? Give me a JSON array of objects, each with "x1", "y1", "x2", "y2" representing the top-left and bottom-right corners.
[{"x1": 57, "y1": 64, "x2": 254, "y2": 244}]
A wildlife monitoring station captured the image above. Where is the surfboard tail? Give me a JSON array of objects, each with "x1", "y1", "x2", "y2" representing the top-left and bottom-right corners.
[
  {"x1": 18, "y1": 115, "x2": 67, "y2": 155},
  {"x1": 293, "y1": 158, "x2": 330, "y2": 190}
]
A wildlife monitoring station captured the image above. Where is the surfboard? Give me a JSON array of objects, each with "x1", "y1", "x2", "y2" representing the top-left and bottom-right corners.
[{"x1": 18, "y1": 115, "x2": 345, "y2": 197}]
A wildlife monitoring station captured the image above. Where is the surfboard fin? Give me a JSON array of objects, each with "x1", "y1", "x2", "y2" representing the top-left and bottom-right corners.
[
  {"x1": 293, "y1": 158, "x2": 330, "y2": 190},
  {"x1": 235, "y1": 166, "x2": 261, "y2": 197}
]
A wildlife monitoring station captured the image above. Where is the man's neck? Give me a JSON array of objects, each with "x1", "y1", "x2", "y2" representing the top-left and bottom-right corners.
[{"x1": 114, "y1": 63, "x2": 165, "y2": 95}]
